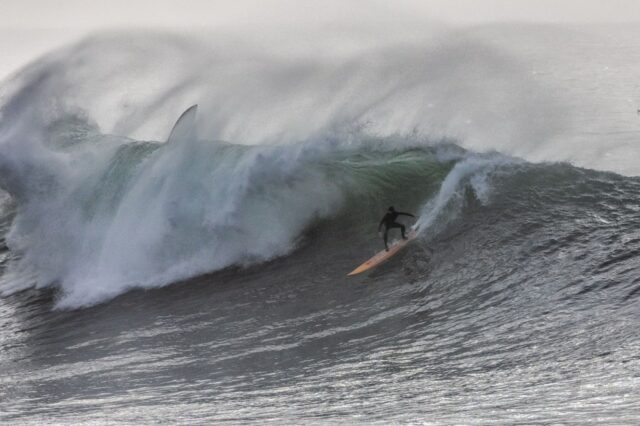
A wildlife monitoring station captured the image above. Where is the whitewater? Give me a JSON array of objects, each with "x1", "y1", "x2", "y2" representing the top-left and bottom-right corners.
[{"x1": 1, "y1": 23, "x2": 640, "y2": 424}]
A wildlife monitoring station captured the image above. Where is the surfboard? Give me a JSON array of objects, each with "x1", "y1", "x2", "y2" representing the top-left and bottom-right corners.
[{"x1": 347, "y1": 230, "x2": 418, "y2": 276}]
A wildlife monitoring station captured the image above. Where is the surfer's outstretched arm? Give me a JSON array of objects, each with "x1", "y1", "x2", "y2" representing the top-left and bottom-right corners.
[{"x1": 398, "y1": 212, "x2": 415, "y2": 218}]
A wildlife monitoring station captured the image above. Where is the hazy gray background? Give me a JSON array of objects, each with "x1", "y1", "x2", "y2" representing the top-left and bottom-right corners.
[{"x1": 1, "y1": 0, "x2": 640, "y2": 79}]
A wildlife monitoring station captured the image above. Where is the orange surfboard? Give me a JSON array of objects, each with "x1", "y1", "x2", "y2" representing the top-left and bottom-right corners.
[{"x1": 347, "y1": 230, "x2": 418, "y2": 276}]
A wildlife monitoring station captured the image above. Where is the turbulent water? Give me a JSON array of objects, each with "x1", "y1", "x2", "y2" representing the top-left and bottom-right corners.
[{"x1": 1, "y1": 23, "x2": 640, "y2": 424}]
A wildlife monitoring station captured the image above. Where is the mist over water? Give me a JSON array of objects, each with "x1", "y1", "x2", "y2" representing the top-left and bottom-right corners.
[
  {"x1": 0, "y1": 25, "x2": 566, "y2": 307},
  {"x1": 1, "y1": 21, "x2": 640, "y2": 424}
]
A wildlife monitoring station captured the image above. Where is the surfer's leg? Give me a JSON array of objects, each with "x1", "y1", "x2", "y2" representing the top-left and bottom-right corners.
[
  {"x1": 383, "y1": 229, "x2": 389, "y2": 251},
  {"x1": 390, "y1": 222, "x2": 406, "y2": 239}
]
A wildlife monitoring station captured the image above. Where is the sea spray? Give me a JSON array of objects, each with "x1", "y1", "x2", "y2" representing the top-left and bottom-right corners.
[
  {"x1": 414, "y1": 151, "x2": 518, "y2": 238},
  {"x1": 0, "y1": 29, "x2": 567, "y2": 307}
]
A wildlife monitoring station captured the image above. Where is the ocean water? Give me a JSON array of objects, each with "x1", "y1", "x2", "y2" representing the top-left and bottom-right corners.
[{"x1": 1, "y1": 24, "x2": 640, "y2": 424}]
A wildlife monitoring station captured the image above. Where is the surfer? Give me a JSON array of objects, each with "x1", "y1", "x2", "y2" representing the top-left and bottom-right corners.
[{"x1": 378, "y1": 206, "x2": 415, "y2": 251}]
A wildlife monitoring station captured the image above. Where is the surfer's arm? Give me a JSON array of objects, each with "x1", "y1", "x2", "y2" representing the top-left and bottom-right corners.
[{"x1": 398, "y1": 212, "x2": 415, "y2": 218}]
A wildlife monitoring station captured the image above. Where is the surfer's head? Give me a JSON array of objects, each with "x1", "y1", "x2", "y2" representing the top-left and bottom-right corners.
[{"x1": 388, "y1": 206, "x2": 395, "y2": 212}]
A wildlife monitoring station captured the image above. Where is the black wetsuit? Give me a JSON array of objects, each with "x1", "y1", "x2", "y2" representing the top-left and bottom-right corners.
[{"x1": 378, "y1": 210, "x2": 415, "y2": 250}]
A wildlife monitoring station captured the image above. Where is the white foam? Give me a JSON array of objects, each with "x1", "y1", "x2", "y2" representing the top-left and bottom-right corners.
[{"x1": 415, "y1": 151, "x2": 516, "y2": 237}]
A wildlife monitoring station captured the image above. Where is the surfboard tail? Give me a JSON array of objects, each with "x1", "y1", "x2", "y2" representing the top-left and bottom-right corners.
[{"x1": 347, "y1": 231, "x2": 418, "y2": 276}]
